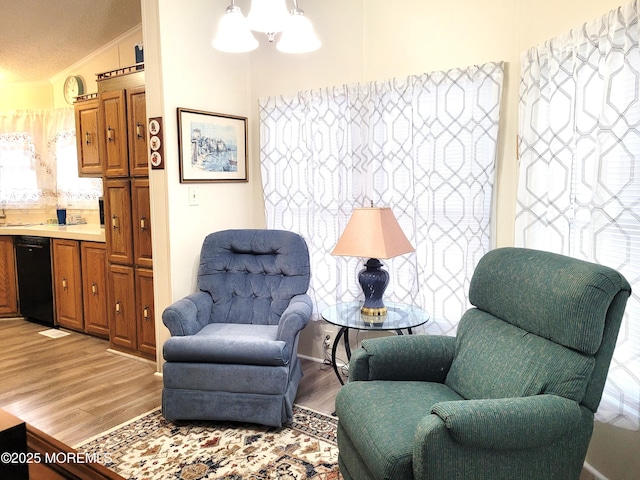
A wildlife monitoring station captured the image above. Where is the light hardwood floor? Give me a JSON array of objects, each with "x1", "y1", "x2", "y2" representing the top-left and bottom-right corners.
[{"x1": 0, "y1": 318, "x2": 340, "y2": 446}]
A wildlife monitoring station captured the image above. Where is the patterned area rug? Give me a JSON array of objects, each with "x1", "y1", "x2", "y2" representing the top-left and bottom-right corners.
[{"x1": 76, "y1": 405, "x2": 341, "y2": 480}]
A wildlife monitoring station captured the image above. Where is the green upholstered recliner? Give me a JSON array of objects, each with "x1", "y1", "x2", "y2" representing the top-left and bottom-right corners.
[{"x1": 335, "y1": 247, "x2": 632, "y2": 480}]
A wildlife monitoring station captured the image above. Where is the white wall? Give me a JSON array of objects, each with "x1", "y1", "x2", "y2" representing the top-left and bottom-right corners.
[{"x1": 142, "y1": 0, "x2": 263, "y2": 363}]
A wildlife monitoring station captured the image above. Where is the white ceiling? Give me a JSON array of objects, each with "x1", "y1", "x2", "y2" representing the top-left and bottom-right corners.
[{"x1": 0, "y1": 0, "x2": 142, "y2": 84}]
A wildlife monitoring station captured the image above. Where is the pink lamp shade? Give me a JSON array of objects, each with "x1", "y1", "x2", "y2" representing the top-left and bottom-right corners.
[{"x1": 331, "y1": 207, "x2": 414, "y2": 259}]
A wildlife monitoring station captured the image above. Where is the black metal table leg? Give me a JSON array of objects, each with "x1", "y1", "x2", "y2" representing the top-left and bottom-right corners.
[{"x1": 332, "y1": 326, "x2": 349, "y2": 386}]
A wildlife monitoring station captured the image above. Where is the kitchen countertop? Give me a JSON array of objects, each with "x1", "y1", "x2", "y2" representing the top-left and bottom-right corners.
[{"x1": 0, "y1": 223, "x2": 106, "y2": 242}]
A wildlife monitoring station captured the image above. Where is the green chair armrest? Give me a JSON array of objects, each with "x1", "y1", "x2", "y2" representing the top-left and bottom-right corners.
[
  {"x1": 427, "y1": 394, "x2": 582, "y2": 450},
  {"x1": 348, "y1": 335, "x2": 456, "y2": 382}
]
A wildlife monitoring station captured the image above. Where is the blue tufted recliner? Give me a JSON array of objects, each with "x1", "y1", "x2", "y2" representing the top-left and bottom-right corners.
[{"x1": 161, "y1": 229, "x2": 312, "y2": 427}]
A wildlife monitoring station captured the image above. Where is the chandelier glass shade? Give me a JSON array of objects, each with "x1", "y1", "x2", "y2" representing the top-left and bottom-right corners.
[
  {"x1": 212, "y1": 4, "x2": 259, "y2": 53},
  {"x1": 277, "y1": 8, "x2": 321, "y2": 53},
  {"x1": 247, "y1": 0, "x2": 290, "y2": 34},
  {"x1": 212, "y1": 0, "x2": 321, "y2": 54}
]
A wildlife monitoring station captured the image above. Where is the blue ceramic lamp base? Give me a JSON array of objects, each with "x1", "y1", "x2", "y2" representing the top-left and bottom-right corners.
[{"x1": 358, "y1": 258, "x2": 389, "y2": 316}]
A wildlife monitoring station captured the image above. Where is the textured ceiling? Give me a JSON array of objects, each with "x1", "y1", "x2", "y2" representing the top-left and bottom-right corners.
[{"x1": 0, "y1": 0, "x2": 142, "y2": 84}]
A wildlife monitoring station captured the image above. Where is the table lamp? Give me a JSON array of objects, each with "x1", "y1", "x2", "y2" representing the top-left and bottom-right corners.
[{"x1": 332, "y1": 206, "x2": 414, "y2": 316}]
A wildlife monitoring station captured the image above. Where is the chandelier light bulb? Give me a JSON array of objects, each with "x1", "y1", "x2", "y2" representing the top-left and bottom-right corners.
[
  {"x1": 212, "y1": 4, "x2": 259, "y2": 53},
  {"x1": 212, "y1": 0, "x2": 321, "y2": 54},
  {"x1": 277, "y1": 9, "x2": 321, "y2": 53},
  {"x1": 247, "y1": 0, "x2": 291, "y2": 34}
]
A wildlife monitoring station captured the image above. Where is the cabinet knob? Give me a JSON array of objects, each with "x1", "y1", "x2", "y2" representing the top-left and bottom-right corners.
[
  {"x1": 136, "y1": 122, "x2": 144, "y2": 139},
  {"x1": 111, "y1": 215, "x2": 119, "y2": 230},
  {"x1": 107, "y1": 126, "x2": 114, "y2": 142},
  {"x1": 62, "y1": 277, "x2": 67, "y2": 290},
  {"x1": 143, "y1": 306, "x2": 150, "y2": 320},
  {"x1": 91, "y1": 282, "x2": 98, "y2": 295},
  {"x1": 85, "y1": 131, "x2": 92, "y2": 145},
  {"x1": 115, "y1": 300, "x2": 121, "y2": 314},
  {"x1": 140, "y1": 216, "x2": 147, "y2": 231}
]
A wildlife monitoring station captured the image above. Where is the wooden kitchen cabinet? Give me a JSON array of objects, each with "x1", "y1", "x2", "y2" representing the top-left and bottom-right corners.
[
  {"x1": 136, "y1": 267, "x2": 155, "y2": 358},
  {"x1": 81, "y1": 242, "x2": 108, "y2": 338},
  {"x1": 96, "y1": 73, "x2": 155, "y2": 360},
  {"x1": 100, "y1": 87, "x2": 148, "y2": 178},
  {"x1": 127, "y1": 87, "x2": 148, "y2": 177},
  {"x1": 104, "y1": 178, "x2": 133, "y2": 265},
  {"x1": 107, "y1": 266, "x2": 155, "y2": 360},
  {"x1": 52, "y1": 239, "x2": 83, "y2": 331},
  {"x1": 0, "y1": 237, "x2": 18, "y2": 316},
  {"x1": 100, "y1": 90, "x2": 129, "y2": 178},
  {"x1": 132, "y1": 178, "x2": 152, "y2": 268},
  {"x1": 74, "y1": 97, "x2": 101, "y2": 177},
  {"x1": 108, "y1": 264, "x2": 136, "y2": 351}
]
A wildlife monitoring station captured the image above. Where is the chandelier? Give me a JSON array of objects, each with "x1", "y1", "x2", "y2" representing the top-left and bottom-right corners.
[{"x1": 212, "y1": 0, "x2": 321, "y2": 54}]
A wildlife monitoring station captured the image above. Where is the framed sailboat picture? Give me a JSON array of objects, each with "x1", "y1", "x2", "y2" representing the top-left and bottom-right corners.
[{"x1": 177, "y1": 108, "x2": 248, "y2": 183}]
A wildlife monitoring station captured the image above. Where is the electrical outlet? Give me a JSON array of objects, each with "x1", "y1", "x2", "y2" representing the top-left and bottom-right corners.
[{"x1": 323, "y1": 329, "x2": 333, "y2": 349}]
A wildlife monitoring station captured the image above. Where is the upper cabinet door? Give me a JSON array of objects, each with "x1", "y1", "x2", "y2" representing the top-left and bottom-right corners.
[
  {"x1": 74, "y1": 98, "x2": 102, "y2": 177},
  {"x1": 100, "y1": 90, "x2": 129, "y2": 177},
  {"x1": 127, "y1": 87, "x2": 149, "y2": 177}
]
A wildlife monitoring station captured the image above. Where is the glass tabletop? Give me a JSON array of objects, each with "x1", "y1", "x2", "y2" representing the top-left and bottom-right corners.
[{"x1": 321, "y1": 301, "x2": 429, "y2": 331}]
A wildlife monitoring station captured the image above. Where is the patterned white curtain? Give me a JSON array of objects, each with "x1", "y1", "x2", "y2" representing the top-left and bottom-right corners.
[
  {"x1": 516, "y1": 1, "x2": 640, "y2": 429},
  {"x1": 0, "y1": 108, "x2": 101, "y2": 209},
  {"x1": 260, "y1": 62, "x2": 504, "y2": 334}
]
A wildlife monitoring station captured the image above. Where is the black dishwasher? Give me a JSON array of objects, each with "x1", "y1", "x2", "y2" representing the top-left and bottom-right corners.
[{"x1": 14, "y1": 236, "x2": 54, "y2": 326}]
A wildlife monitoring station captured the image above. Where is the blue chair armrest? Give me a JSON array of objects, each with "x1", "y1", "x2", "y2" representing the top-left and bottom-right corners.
[
  {"x1": 164, "y1": 335, "x2": 290, "y2": 365},
  {"x1": 162, "y1": 291, "x2": 213, "y2": 336},
  {"x1": 276, "y1": 294, "x2": 313, "y2": 346}
]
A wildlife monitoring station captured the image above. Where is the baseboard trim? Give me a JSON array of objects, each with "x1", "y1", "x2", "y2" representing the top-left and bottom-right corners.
[
  {"x1": 298, "y1": 353, "x2": 324, "y2": 363},
  {"x1": 106, "y1": 348, "x2": 156, "y2": 366},
  {"x1": 583, "y1": 461, "x2": 608, "y2": 480},
  {"x1": 298, "y1": 353, "x2": 346, "y2": 367}
]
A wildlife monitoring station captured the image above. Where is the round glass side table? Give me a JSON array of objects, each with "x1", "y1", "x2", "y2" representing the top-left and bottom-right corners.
[{"x1": 321, "y1": 301, "x2": 429, "y2": 385}]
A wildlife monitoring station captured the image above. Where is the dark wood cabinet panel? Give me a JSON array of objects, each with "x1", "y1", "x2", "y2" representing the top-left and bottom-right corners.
[
  {"x1": 52, "y1": 239, "x2": 83, "y2": 331},
  {"x1": 100, "y1": 90, "x2": 129, "y2": 178},
  {"x1": 104, "y1": 179, "x2": 134, "y2": 265},
  {"x1": 132, "y1": 178, "x2": 152, "y2": 268},
  {"x1": 135, "y1": 268, "x2": 155, "y2": 359},
  {"x1": 108, "y1": 264, "x2": 136, "y2": 351},
  {"x1": 0, "y1": 237, "x2": 18, "y2": 316},
  {"x1": 127, "y1": 87, "x2": 148, "y2": 177},
  {"x1": 74, "y1": 98, "x2": 101, "y2": 177},
  {"x1": 81, "y1": 242, "x2": 108, "y2": 338}
]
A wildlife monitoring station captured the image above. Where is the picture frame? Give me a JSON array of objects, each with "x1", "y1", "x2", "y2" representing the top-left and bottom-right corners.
[{"x1": 177, "y1": 108, "x2": 248, "y2": 183}]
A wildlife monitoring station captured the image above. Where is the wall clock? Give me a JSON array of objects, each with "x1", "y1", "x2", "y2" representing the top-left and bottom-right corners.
[{"x1": 63, "y1": 75, "x2": 85, "y2": 104}]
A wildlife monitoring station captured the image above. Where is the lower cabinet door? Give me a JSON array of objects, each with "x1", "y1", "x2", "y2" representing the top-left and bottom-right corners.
[
  {"x1": 53, "y1": 239, "x2": 83, "y2": 331},
  {"x1": 135, "y1": 267, "x2": 155, "y2": 359},
  {"x1": 0, "y1": 237, "x2": 18, "y2": 316},
  {"x1": 108, "y1": 264, "x2": 136, "y2": 351},
  {"x1": 81, "y1": 242, "x2": 109, "y2": 338}
]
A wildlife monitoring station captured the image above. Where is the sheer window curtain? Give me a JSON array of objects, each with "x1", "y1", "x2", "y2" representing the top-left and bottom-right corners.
[
  {"x1": 0, "y1": 108, "x2": 101, "y2": 209},
  {"x1": 516, "y1": 1, "x2": 640, "y2": 429},
  {"x1": 0, "y1": 110, "x2": 56, "y2": 207},
  {"x1": 260, "y1": 62, "x2": 504, "y2": 334}
]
